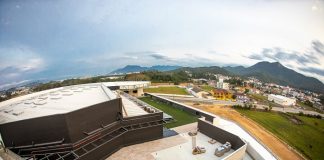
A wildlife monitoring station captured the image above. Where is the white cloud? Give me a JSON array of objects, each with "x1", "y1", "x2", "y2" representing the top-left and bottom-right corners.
[
  {"x1": 0, "y1": 46, "x2": 45, "y2": 72},
  {"x1": 0, "y1": 45, "x2": 46, "y2": 84}
]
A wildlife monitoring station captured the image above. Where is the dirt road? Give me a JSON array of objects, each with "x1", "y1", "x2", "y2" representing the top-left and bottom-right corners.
[{"x1": 185, "y1": 103, "x2": 304, "y2": 160}]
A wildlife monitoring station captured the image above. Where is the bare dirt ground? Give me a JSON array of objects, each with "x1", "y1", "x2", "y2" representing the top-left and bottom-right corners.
[{"x1": 185, "y1": 102, "x2": 304, "y2": 160}]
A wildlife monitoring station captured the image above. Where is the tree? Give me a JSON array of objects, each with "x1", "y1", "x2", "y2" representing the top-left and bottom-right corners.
[
  {"x1": 248, "y1": 104, "x2": 252, "y2": 110},
  {"x1": 244, "y1": 89, "x2": 249, "y2": 94},
  {"x1": 319, "y1": 95, "x2": 324, "y2": 105},
  {"x1": 268, "y1": 103, "x2": 272, "y2": 111},
  {"x1": 304, "y1": 100, "x2": 313, "y2": 107},
  {"x1": 244, "y1": 104, "x2": 248, "y2": 109}
]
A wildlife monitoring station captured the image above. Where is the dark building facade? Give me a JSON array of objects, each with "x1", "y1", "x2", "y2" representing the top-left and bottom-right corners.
[{"x1": 0, "y1": 95, "x2": 163, "y2": 160}]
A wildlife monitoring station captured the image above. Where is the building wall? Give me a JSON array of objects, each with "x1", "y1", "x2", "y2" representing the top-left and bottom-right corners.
[
  {"x1": 211, "y1": 90, "x2": 233, "y2": 100},
  {"x1": 122, "y1": 112, "x2": 163, "y2": 126},
  {"x1": 122, "y1": 87, "x2": 144, "y2": 97},
  {"x1": 0, "y1": 98, "x2": 122, "y2": 147},
  {"x1": 123, "y1": 125, "x2": 163, "y2": 146},
  {"x1": 146, "y1": 93, "x2": 215, "y2": 123},
  {"x1": 245, "y1": 144, "x2": 265, "y2": 160},
  {"x1": 224, "y1": 143, "x2": 247, "y2": 160},
  {"x1": 78, "y1": 124, "x2": 163, "y2": 160},
  {"x1": 217, "y1": 82, "x2": 229, "y2": 90},
  {"x1": 0, "y1": 114, "x2": 70, "y2": 147},
  {"x1": 79, "y1": 132, "x2": 124, "y2": 160},
  {"x1": 76, "y1": 112, "x2": 163, "y2": 160},
  {"x1": 198, "y1": 119, "x2": 246, "y2": 160},
  {"x1": 197, "y1": 119, "x2": 246, "y2": 150},
  {"x1": 65, "y1": 98, "x2": 122, "y2": 143}
]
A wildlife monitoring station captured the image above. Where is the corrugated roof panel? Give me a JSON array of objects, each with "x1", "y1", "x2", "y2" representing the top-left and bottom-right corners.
[
  {"x1": 4, "y1": 109, "x2": 13, "y2": 113},
  {"x1": 12, "y1": 110, "x2": 24, "y2": 116}
]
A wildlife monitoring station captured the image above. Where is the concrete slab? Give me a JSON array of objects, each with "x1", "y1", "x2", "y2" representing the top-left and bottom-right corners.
[
  {"x1": 107, "y1": 134, "x2": 187, "y2": 160},
  {"x1": 151, "y1": 132, "x2": 235, "y2": 160}
]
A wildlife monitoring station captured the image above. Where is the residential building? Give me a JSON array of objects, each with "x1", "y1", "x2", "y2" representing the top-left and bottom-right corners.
[
  {"x1": 216, "y1": 78, "x2": 229, "y2": 90},
  {"x1": 211, "y1": 89, "x2": 233, "y2": 100},
  {"x1": 268, "y1": 94, "x2": 296, "y2": 106},
  {"x1": 235, "y1": 93, "x2": 249, "y2": 102}
]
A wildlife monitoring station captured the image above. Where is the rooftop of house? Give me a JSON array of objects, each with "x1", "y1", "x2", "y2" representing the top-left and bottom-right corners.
[{"x1": 192, "y1": 87, "x2": 204, "y2": 93}]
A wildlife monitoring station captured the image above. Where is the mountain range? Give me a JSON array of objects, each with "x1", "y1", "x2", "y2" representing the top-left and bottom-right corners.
[
  {"x1": 110, "y1": 65, "x2": 182, "y2": 74},
  {"x1": 223, "y1": 61, "x2": 324, "y2": 93},
  {"x1": 112, "y1": 62, "x2": 324, "y2": 93}
]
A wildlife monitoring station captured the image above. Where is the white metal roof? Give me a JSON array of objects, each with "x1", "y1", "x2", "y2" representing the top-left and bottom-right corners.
[
  {"x1": 120, "y1": 95, "x2": 148, "y2": 117},
  {"x1": 0, "y1": 84, "x2": 116, "y2": 124},
  {"x1": 0, "y1": 81, "x2": 150, "y2": 125},
  {"x1": 102, "y1": 81, "x2": 150, "y2": 90},
  {"x1": 268, "y1": 94, "x2": 295, "y2": 101}
]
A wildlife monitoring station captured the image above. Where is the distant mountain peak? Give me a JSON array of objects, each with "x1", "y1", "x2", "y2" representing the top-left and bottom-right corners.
[
  {"x1": 110, "y1": 65, "x2": 181, "y2": 74},
  {"x1": 224, "y1": 61, "x2": 324, "y2": 93}
]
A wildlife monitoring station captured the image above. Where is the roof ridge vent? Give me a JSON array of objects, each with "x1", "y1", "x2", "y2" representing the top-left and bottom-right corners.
[
  {"x1": 33, "y1": 100, "x2": 47, "y2": 105},
  {"x1": 12, "y1": 111, "x2": 24, "y2": 116}
]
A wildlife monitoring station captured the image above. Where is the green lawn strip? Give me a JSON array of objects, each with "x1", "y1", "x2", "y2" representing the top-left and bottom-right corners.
[
  {"x1": 250, "y1": 94, "x2": 267, "y2": 101},
  {"x1": 200, "y1": 85, "x2": 214, "y2": 92},
  {"x1": 249, "y1": 94, "x2": 282, "y2": 107},
  {"x1": 236, "y1": 109, "x2": 324, "y2": 160},
  {"x1": 139, "y1": 97, "x2": 198, "y2": 128},
  {"x1": 296, "y1": 101, "x2": 319, "y2": 112},
  {"x1": 144, "y1": 87, "x2": 189, "y2": 95}
]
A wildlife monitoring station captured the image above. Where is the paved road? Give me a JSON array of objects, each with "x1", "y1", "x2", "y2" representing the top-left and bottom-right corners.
[{"x1": 151, "y1": 93, "x2": 324, "y2": 117}]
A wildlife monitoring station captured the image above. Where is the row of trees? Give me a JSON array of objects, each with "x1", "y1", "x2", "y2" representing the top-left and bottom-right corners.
[
  {"x1": 298, "y1": 111, "x2": 322, "y2": 119},
  {"x1": 33, "y1": 71, "x2": 190, "y2": 92},
  {"x1": 232, "y1": 103, "x2": 272, "y2": 111},
  {"x1": 125, "y1": 71, "x2": 189, "y2": 84}
]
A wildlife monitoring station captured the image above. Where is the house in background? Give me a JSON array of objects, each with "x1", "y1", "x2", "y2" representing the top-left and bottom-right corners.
[
  {"x1": 235, "y1": 93, "x2": 249, "y2": 102},
  {"x1": 216, "y1": 78, "x2": 229, "y2": 90},
  {"x1": 211, "y1": 89, "x2": 233, "y2": 100},
  {"x1": 268, "y1": 94, "x2": 296, "y2": 106},
  {"x1": 189, "y1": 86, "x2": 211, "y2": 98}
]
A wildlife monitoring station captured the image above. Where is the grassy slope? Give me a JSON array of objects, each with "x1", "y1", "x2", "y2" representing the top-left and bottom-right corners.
[
  {"x1": 296, "y1": 101, "x2": 320, "y2": 112},
  {"x1": 200, "y1": 85, "x2": 214, "y2": 92},
  {"x1": 236, "y1": 109, "x2": 324, "y2": 160},
  {"x1": 250, "y1": 94, "x2": 318, "y2": 111},
  {"x1": 140, "y1": 97, "x2": 198, "y2": 128},
  {"x1": 249, "y1": 94, "x2": 282, "y2": 107},
  {"x1": 250, "y1": 93, "x2": 267, "y2": 101},
  {"x1": 144, "y1": 87, "x2": 189, "y2": 95}
]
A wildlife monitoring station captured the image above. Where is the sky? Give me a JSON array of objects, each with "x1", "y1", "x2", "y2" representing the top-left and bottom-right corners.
[{"x1": 0, "y1": 0, "x2": 324, "y2": 89}]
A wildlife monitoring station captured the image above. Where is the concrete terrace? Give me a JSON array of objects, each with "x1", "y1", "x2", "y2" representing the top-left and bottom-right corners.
[{"x1": 108, "y1": 123, "x2": 252, "y2": 160}]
